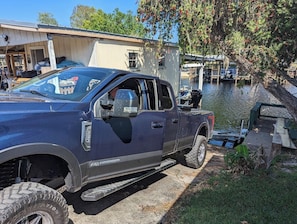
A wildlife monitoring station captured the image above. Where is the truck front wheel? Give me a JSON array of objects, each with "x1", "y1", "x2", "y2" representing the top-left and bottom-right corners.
[
  {"x1": 185, "y1": 135, "x2": 207, "y2": 168},
  {"x1": 0, "y1": 182, "x2": 68, "y2": 224}
]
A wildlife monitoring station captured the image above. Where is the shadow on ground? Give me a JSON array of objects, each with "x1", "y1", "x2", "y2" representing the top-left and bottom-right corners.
[
  {"x1": 64, "y1": 147, "x2": 226, "y2": 224},
  {"x1": 63, "y1": 172, "x2": 167, "y2": 215}
]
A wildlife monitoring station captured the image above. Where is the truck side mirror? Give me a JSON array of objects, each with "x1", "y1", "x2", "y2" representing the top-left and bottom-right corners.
[{"x1": 113, "y1": 89, "x2": 139, "y2": 117}]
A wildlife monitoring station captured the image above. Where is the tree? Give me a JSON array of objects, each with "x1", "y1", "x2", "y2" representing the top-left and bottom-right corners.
[
  {"x1": 138, "y1": 0, "x2": 297, "y2": 122},
  {"x1": 79, "y1": 7, "x2": 147, "y2": 38},
  {"x1": 81, "y1": 9, "x2": 111, "y2": 32},
  {"x1": 38, "y1": 13, "x2": 58, "y2": 26},
  {"x1": 70, "y1": 5, "x2": 96, "y2": 28}
]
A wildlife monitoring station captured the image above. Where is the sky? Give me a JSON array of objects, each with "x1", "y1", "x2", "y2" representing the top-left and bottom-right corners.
[{"x1": 0, "y1": 0, "x2": 139, "y2": 27}]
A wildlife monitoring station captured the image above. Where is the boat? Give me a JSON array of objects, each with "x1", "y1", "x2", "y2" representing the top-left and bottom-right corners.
[{"x1": 220, "y1": 68, "x2": 237, "y2": 82}]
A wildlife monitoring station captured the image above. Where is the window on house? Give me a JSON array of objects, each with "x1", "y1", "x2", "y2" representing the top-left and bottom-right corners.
[
  {"x1": 158, "y1": 51, "x2": 165, "y2": 68},
  {"x1": 129, "y1": 52, "x2": 138, "y2": 68}
]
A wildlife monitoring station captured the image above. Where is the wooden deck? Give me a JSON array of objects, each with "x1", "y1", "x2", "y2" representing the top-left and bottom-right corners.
[
  {"x1": 209, "y1": 74, "x2": 252, "y2": 84},
  {"x1": 273, "y1": 118, "x2": 296, "y2": 149}
]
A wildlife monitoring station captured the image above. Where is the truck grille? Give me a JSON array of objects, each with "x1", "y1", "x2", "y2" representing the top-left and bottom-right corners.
[{"x1": 0, "y1": 160, "x2": 16, "y2": 190}]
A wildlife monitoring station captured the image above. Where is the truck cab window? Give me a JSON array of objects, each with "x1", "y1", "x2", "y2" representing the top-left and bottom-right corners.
[
  {"x1": 160, "y1": 84, "x2": 173, "y2": 109},
  {"x1": 146, "y1": 80, "x2": 156, "y2": 110},
  {"x1": 119, "y1": 79, "x2": 142, "y2": 109}
]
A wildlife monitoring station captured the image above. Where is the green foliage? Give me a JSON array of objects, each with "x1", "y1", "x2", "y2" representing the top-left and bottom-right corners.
[
  {"x1": 38, "y1": 13, "x2": 58, "y2": 26},
  {"x1": 82, "y1": 9, "x2": 110, "y2": 31},
  {"x1": 224, "y1": 144, "x2": 254, "y2": 174},
  {"x1": 70, "y1": 5, "x2": 96, "y2": 28},
  {"x1": 137, "y1": 0, "x2": 297, "y2": 76},
  {"x1": 227, "y1": 31, "x2": 245, "y2": 54},
  {"x1": 271, "y1": 0, "x2": 297, "y2": 67},
  {"x1": 75, "y1": 6, "x2": 147, "y2": 38}
]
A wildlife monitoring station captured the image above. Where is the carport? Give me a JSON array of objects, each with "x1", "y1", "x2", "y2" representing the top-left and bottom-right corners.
[{"x1": 0, "y1": 20, "x2": 55, "y2": 77}]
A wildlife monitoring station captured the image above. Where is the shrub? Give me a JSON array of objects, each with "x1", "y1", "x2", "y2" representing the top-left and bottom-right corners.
[{"x1": 224, "y1": 144, "x2": 255, "y2": 174}]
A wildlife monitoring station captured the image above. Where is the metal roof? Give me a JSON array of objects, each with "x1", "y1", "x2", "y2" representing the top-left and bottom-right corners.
[
  {"x1": 183, "y1": 53, "x2": 225, "y2": 62},
  {"x1": 0, "y1": 19, "x2": 177, "y2": 47},
  {"x1": 0, "y1": 19, "x2": 38, "y2": 29}
]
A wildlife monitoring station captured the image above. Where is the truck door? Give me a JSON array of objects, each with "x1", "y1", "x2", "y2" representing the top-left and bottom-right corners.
[
  {"x1": 159, "y1": 82, "x2": 179, "y2": 155},
  {"x1": 87, "y1": 77, "x2": 166, "y2": 180}
]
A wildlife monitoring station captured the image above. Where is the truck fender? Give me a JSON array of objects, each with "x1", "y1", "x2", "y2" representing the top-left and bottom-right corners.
[
  {"x1": 197, "y1": 121, "x2": 211, "y2": 139},
  {"x1": 0, "y1": 143, "x2": 82, "y2": 192}
]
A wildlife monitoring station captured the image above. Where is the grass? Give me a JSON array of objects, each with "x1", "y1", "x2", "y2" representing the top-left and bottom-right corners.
[{"x1": 170, "y1": 157, "x2": 297, "y2": 224}]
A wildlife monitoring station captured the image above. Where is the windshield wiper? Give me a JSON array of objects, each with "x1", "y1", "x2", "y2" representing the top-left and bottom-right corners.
[{"x1": 20, "y1": 89, "x2": 47, "y2": 97}]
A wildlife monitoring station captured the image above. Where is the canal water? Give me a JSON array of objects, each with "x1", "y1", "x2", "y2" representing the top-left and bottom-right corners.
[{"x1": 182, "y1": 79, "x2": 280, "y2": 132}]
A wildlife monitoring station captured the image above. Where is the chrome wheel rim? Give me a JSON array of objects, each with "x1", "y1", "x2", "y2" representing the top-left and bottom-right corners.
[
  {"x1": 197, "y1": 142, "x2": 206, "y2": 163},
  {"x1": 16, "y1": 211, "x2": 54, "y2": 224}
]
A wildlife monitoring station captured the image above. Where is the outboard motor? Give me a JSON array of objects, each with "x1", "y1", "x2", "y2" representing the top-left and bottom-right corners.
[
  {"x1": 190, "y1": 89, "x2": 202, "y2": 108},
  {"x1": 178, "y1": 90, "x2": 192, "y2": 104}
]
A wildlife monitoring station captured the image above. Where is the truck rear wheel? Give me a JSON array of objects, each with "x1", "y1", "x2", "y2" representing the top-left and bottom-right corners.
[
  {"x1": 185, "y1": 135, "x2": 207, "y2": 168},
  {"x1": 0, "y1": 182, "x2": 68, "y2": 224}
]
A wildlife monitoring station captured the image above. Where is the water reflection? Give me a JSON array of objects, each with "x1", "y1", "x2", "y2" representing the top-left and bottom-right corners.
[{"x1": 183, "y1": 79, "x2": 280, "y2": 131}]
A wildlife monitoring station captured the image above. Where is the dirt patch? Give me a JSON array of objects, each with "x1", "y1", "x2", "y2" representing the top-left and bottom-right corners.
[
  {"x1": 65, "y1": 146, "x2": 227, "y2": 224},
  {"x1": 161, "y1": 147, "x2": 226, "y2": 223}
]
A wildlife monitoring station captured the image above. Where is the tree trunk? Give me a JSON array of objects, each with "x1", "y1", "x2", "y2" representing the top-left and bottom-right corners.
[{"x1": 265, "y1": 79, "x2": 297, "y2": 122}]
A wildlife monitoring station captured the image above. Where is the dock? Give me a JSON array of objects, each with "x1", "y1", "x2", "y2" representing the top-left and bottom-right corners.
[{"x1": 210, "y1": 73, "x2": 252, "y2": 85}]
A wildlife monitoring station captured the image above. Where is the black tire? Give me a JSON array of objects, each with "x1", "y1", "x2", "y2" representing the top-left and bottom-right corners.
[
  {"x1": 0, "y1": 182, "x2": 68, "y2": 224},
  {"x1": 185, "y1": 135, "x2": 207, "y2": 168}
]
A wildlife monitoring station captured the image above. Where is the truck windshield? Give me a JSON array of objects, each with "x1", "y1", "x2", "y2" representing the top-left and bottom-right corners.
[{"x1": 12, "y1": 67, "x2": 114, "y2": 101}]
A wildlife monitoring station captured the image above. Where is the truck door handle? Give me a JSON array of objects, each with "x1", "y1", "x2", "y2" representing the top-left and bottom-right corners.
[
  {"x1": 172, "y1": 118, "x2": 178, "y2": 124},
  {"x1": 151, "y1": 122, "x2": 164, "y2": 129}
]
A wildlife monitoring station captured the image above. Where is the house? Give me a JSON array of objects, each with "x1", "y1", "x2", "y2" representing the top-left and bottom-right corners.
[{"x1": 0, "y1": 19, "x2": 180, "y2": 94}]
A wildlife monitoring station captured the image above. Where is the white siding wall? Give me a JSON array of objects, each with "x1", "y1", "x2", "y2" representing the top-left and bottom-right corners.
[
  {"x1": 23, "y1": 36, "x2": 95, "y2": 70},
  {"x1": 52, "y1": 36, "x2": 94, "y2": 66},
  {"x1": 94, "y1": 39, "x2": 143, "y2": 70},
  {"x1": 157, "y1": 47, "x2": 180, "y2": 96},
  {"x1": 0, "y1": 28, "x2": 47, "y2": 47},
  {"x1": 2, "y1": 30, "x2": 179, "y2": 95},
  {"x1": 92, "y1": 39, "x2": 180, "y2": 95}
]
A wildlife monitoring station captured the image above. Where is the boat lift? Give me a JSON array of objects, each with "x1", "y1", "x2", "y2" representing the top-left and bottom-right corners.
[{"x1": 208, "y1": 120, "x2": 249, "y2": 149}]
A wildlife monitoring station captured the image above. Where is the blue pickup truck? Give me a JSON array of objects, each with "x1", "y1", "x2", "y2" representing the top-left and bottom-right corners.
[{"x1": 0, "y1": 67, "x2": 214, "y2": 224}]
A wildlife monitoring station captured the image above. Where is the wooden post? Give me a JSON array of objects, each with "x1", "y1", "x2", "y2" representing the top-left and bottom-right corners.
[
  {"x1": 47, "y1": 34, "x2": 57, "y2": 70},
  {"x1": 198, "y1": 66, "x2": 203, "y2": 91},
  {"x1": 217, "y1": 64, "x2": 220, "y2": 85},
  {"x1": 10, "y1": 54, "x2": 16, "y2": 76},
  {"x1": 22, "y1": 53, "x2": 28, "y2": 71},
  {"x1": 5, "y1": 54, "x2": 10, "y2": 76}
]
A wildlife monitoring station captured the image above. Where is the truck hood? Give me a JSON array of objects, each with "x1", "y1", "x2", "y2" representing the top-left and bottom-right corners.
[
  {"x1": 0, "y1": 91, "x2": 85, "y2": 112},
  {"x1": 0, "y1": 91, "x2": 48, "y2": 102}
]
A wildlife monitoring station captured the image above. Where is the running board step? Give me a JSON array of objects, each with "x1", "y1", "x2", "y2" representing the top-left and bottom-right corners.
[{"x1": 81, "y1": 158, "x2": 176, "y2": 201}]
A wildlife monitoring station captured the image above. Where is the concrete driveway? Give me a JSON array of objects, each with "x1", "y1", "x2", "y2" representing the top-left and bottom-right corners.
[{"x1": 64, "y1": 149, "x2": 222, "y2": 224}]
